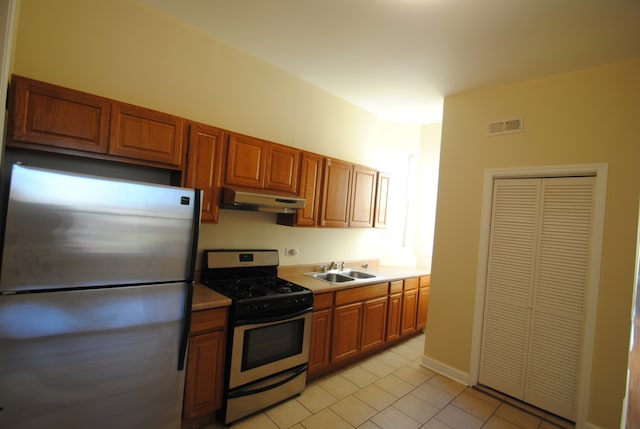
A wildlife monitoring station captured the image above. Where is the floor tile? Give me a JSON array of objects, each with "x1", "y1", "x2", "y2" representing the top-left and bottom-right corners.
[
  {"x1": 494, "y1": 403, "x2": 542, "y2": 429},
  {"x1": 375, "y1": 373, "x2": 415, "y2": 398},
  {"x1": 392, "y1": 393, "x2": 440, "y2": 423},
  {"x1": 357, "y1": 421, "x2": 382, "y2": 429},
  {"x1": 371, "y1": 406, "x2": 422, "y2": 429},
  {"x1": 427, "y1": 375, "x2": 466, "y2": 397},
  {"x1": 377, "y1": 350, "x2": 411, "y2": 368},
  {"x1": 318, "y1": 374, "x2": 360, "y2": 399},
  {"x1": 393, "y1": 364, "x2": 434, "y2": 387},
  {"x1": 300, "y1": 408, "x2": 353, "y2": 429},
  {"x1": 433, "y1": 404, "x2": 484, "y2": 429},
  {"x1": 297, "y1": 384, "x2": 338, "y2": 413},
  {"x1": 330, "y1": 395, "x2": 377, "y2": 427},
  {"x1": 342, "y1": 365, "x2": 380, "y2": 388},
  {"x1": 481, "y1": 415, "x2": 522, "y2": 429},
  {"x1": 264, "y1": 398, "x2": 312, "y2": 428},
  {"x1": 231, "y1": 412, "x2": 279, "y2": 429},
  {"x1": 389, "y1": 342, "x2": 424, "y2": 361},
  {"x1": 354, "y1": 383, "x2": 398, "y2": 411},
  {"x1": 451, "y1": 389, "x2": 499, "y2": 420},
  {"x1": 359, "y1": 357, "x2": 396, "y2": 378},
  {"x1": 411, "y1": 382, "x2": 455, "y2": 408},
  {"x1": 421, "y1": 420, "x2": 454, "y2": 429}
]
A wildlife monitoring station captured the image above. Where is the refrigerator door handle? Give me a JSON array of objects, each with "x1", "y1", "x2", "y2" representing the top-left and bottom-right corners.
[
  {"x1": 178, "y1": 281, "x2": 194, "y2": 371},
  {"x1": 178, "y1": 189, "x2": 201, "y2": 371}
]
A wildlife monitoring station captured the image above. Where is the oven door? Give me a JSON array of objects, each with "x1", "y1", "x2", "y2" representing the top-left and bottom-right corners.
[{"x1": 229, "y1": 309, "x2": 311, "y2": 389}]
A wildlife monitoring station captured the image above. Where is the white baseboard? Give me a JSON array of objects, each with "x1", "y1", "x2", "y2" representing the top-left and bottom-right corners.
[{"x1": 420, "y1": 354, "x2": 472, "y2": 386}]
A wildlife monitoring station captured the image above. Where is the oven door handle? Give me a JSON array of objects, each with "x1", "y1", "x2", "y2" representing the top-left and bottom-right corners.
[
  {"x1": 227, "y1": 365, "x2": 307, "y2": 399},
  {"x1": 235, "y1": 306, "x2": 312, "y2": 326}
]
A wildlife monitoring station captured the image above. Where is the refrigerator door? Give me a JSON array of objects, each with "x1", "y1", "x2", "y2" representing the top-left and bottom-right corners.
[
  {"x1": 0, "y1": 164, "x2": 199, "y2": 293},
  {"x1": 0, "y1": 282, "x2": 188, "y2": 429}
]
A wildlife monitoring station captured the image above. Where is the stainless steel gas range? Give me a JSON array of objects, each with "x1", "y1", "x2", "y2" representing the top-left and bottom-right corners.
[{"x1": 201, "y1": 249, "x2": 314, "y2": 425}]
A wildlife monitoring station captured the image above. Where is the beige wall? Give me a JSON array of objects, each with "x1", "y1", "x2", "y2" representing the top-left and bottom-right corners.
[
  {"x1": 7, "y1": 0, "x2": 441, "y2": 268},
  {"x1": 426, "y1": 58, "x2": 640, "y2": 428}
]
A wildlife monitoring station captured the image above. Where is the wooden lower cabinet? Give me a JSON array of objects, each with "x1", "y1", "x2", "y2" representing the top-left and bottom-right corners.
[
  {"x1": 386, "y1": 281, "x2": 403, "y2": 341},
  {"x1": 308, "y1": 293, "x2": 334, "y2": 378},
  {"x1": 400, "y1": 278, "x2": 419, "y2": 336},
  {"x1": 417, "y1": 276, "x2": 430, "y2": 331},
  {"x1": 361, "y1": 296, "x2": 388, "y2": 352},
  {"x1": 183, "y1": 307, "x2": 227, "y2": 421},
  {"x1": 332, "y1": 302, "x2": 363, "y2": 363},
  {"x1": 307, "y1": 277, "x2": 429, "y2": 382}
]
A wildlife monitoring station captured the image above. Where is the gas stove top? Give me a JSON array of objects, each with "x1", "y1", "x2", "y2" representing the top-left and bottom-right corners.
[
  {"x1": 201, "y1": 249, "x2": 313, "y2": 321},
  {"x1": 203, "y1": 277, "x2": 308, "y2": 300}
]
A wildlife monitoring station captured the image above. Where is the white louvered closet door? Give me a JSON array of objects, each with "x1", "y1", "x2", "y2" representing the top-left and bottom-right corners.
[{"x1": 479, "y1": 176, "x2": 595, "y2": 422}]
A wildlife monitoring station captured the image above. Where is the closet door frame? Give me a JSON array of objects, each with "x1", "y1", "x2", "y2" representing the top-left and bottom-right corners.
[{"x1": 470, "y1": 163, "x2": 608, "y2": 428}]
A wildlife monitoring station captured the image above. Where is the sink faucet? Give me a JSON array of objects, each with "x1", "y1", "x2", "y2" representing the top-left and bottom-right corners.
[{"x1": 339, "y1": 261, "x2": 344, "y2": 270}]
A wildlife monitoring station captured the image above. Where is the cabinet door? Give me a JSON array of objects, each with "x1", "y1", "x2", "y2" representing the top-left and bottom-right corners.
[
  {"x1": 308, "y1": 308, "x2": 333, "y2": 377},
  {"x1": 265, "y1": 143, "x2": 300, "y2": 194},
  {"x1": 185, "y1": 123, "x2": 224, "y2": 223},
  {"x1": 320, "y1": 158, "x2": 352, "y2": 228},
  {"x1": 349, "y1": 165, "x2": 377, "y2": 227},
  {"x1": 331, "y1": 302, "x2": 362, "y2": 362},
  {"x1": 386, "y1": 292, "x2": 402, "y2": 342},
  {"x1": 361, "y1": 296, "x2": 388, "y2": 352},
  {"x1": 183, "y1": 329, "x2": 226, "y2": 419},
  {"x1": 109, "y1": 102, "x2": 186, "y2": 168},
  {"x1": 400, "y1": 289, "x2": 418, "y2": 336},
  {"x1": 292, "y1": 152, "x2": 323, "y2": 226},
  {"x1": 8, "y1": 75, "x2": 110, "y2": 153},
  {"x1": 374, "y1": 172, "x2": 390, "y2": 228},
  {"x1": 225, "y1": 133, "x2": 267, "y2": 189},
  {"x1": 417, "y1": 287, "x2": 429, "y2": 330}
]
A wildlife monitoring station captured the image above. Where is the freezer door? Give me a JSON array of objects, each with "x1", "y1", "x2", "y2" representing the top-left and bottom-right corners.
[
  {"x1": 0, "y1": 164, "x2": 200, "y2": 292},
  {"x1": 0, "y1": 283, "x2": 188, "y2": 429}
]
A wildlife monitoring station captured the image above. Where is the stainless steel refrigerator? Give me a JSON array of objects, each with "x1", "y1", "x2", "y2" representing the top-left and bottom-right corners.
[{"x1": 0, "y1": 164, "x2": 201, "y2": 429}]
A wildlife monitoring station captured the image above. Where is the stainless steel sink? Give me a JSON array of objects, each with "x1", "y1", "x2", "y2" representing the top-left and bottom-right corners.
[
  {"x1": 339, "y1": 270, "x2": 376, "y2": 279},
  {"x1": 304, "y1": 269, "x2": 380, "y2": 284},
  {"x1": 312, "y1": 272, "x2": 354, "y2": 283}
]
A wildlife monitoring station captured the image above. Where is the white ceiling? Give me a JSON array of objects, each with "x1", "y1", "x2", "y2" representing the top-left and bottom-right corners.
[{"x1": 139, "y1": 0, "x2": 640, "y2": 124}]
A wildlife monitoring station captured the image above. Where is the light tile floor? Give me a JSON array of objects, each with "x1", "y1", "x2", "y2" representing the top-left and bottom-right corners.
[{"x1": 203, "y1": 335, "x2": 574, "y2": 429}]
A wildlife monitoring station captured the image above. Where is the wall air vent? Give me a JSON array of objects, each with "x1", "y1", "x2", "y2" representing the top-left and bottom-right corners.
[{"x1": 487, "y1": 117, "x2": 523, "y2": 136}]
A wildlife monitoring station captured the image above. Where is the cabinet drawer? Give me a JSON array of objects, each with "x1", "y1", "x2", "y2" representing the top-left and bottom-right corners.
[
  {"x1": 419, "y1": 275, "x2": 431, "y2": 288},
  {"x1": 389, "y1": 280, "x2": 403, "y2": 294},
  {"x1": 190, "y1": 308, "x2": 227, "y2": 335},
  {"x1": 403, "y1": 278, "x2": 419, "y2": 291},
  {"x1": 314, "y1": 292, "x2": 334, "y2": 310},
  {"x1": 335, "y1": 283, "x2": 388, "y2": 306}
]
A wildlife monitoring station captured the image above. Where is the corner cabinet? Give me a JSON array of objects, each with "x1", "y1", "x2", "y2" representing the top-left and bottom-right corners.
[
  {"x1": 7, "y1": 75, "x2": 186, "y2": 170},
  {"x1": 184, "y1": 122, "x2": 225, "y2": 223},
  {"x1": 183, "y1": 307, "x2": 227, "y2": 421},
  {"x1": 224, "y1": 132, "x2": 300, "y2": 194}
]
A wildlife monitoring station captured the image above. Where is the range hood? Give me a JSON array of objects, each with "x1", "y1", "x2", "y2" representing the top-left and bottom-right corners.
[{"x1": 221, "y1": 187, "x2": 306, "y2": 214}]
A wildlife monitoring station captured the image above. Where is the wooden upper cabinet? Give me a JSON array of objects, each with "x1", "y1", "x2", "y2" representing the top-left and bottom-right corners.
[
  {"x1": 109, "y1": 101, "x2": 186, "y2": 169},
  {"x1": 8, "y1": 75, "x2": 111, "y2": 153},
  {"x1": 374, "y1": 172, "x2": 390, "y2": 229},
  {"x1": 225, "y1": 133, "x2": 267, "y2": 189},
  {"x1": 320, "y1": 158, "x2": 352, "y2": 228},
  {"x1": 185, "y1": 122, "x2": 225, "y2": 223},
  {"x1": 265, "y1": 143, "x2": 300, "y2": 193},
  {"x1": 225, "y1": 133, "x2": 300, "y2": 194},
  {"x1": 278, "y1": 151, "x2": 323, "y2": 227},
  {"x1": 7, "y1": 75, "x2": 186, "y2": 169},
  {"x1": 349, "y1": 165, "x2": 377, "y2": 228}
]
